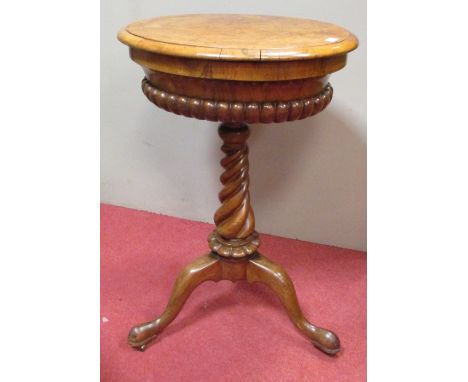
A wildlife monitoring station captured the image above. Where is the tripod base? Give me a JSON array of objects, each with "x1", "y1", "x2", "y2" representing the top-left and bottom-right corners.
[{"x1": 128, "y1": 252, "x2": 340, "y2": 355}]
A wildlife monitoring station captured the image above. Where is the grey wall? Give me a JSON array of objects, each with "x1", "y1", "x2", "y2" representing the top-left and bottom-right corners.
[{"x1": 101, "y1": 0, "x2": 366, "y2": 251}]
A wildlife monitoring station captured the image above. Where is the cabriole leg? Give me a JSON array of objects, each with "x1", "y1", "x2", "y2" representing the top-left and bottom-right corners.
[
  {"x1": 128, "y1": 253, "x2": 222, "y2": 350},
  {"x1": 247, "y1": 253, "x2": 341, "y2": 355}
]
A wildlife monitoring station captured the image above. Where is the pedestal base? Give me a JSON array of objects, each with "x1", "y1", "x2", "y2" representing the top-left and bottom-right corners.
[{"x1": 128, "y1": 252, "x2": 340, "y2": 355}]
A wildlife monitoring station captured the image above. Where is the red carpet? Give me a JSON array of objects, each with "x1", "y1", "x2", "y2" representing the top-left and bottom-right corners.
[{"x1": 101, "y1": 204, "x2": 366, "y2": 381}]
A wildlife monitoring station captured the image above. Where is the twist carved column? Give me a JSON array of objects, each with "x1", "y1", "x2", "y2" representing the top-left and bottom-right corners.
[
  {"x1": 208, "y1": 123, "x2": 260, "y2": 258},
  {"x1": 127, "y1": 121, "x2": 340, "y2": 355},
  {"x1": 119, "y1": 13, "x2": 358, "y2": 357}
]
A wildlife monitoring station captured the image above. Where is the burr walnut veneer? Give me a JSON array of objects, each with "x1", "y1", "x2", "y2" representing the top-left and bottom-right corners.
[{"x1": 118, "y1": 14, "x2": 358, "y2": 355}]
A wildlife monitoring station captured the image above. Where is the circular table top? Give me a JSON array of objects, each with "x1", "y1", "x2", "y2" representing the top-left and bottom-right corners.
[{"x1": 118, "y1": 14, "x2": 358, "y2": 61}]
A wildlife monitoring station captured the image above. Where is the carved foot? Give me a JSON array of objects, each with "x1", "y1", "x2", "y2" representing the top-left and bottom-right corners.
[
  {"x1": 247, "y1": 253, "x2": 341, "y2": 355},
  {"x1": 128, "y1": 253, "x2": 222, "y2": 350}
]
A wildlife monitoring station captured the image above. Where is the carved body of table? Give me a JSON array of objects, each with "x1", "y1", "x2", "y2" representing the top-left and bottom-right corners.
[{"x1": 118, "y1": 14, "x2": 358, "y2": 355}]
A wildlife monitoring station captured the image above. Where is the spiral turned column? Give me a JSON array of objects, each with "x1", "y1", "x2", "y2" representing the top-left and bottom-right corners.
[{"x1": 208, "y1": 123, "x2": 260, "y2": 258}]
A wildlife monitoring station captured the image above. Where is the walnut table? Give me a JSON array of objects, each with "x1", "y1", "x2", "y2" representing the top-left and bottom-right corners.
[{"x1": 118, "y1": 14, "x2": 358, "y2": 355}]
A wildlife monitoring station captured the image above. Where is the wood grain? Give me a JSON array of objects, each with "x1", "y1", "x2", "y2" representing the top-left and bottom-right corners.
[
  {"x1": 144, "y1": 69, "x2": 329, "y2": 102},
  {"x1": 141, "y1": 78, "x2": 333, "y2": 123},
  {"x1": 128, "y1": 252, "x2": 340, "y2": 355},
  {"x1": 118, "y1": 14, "x2": 358, "y2": 61},
  {"x1": 119, "y1": 13, "x2": 356, "y2": 357},
  {"x1": 208, "y1": 124, "x2": 260, "y2": 258},
  {"x1": 131, "y1": 49, "x2": 347, "y2": 81},
  {"x1": 214, "y1": 125, "x2": 254, "y2": 238}
]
